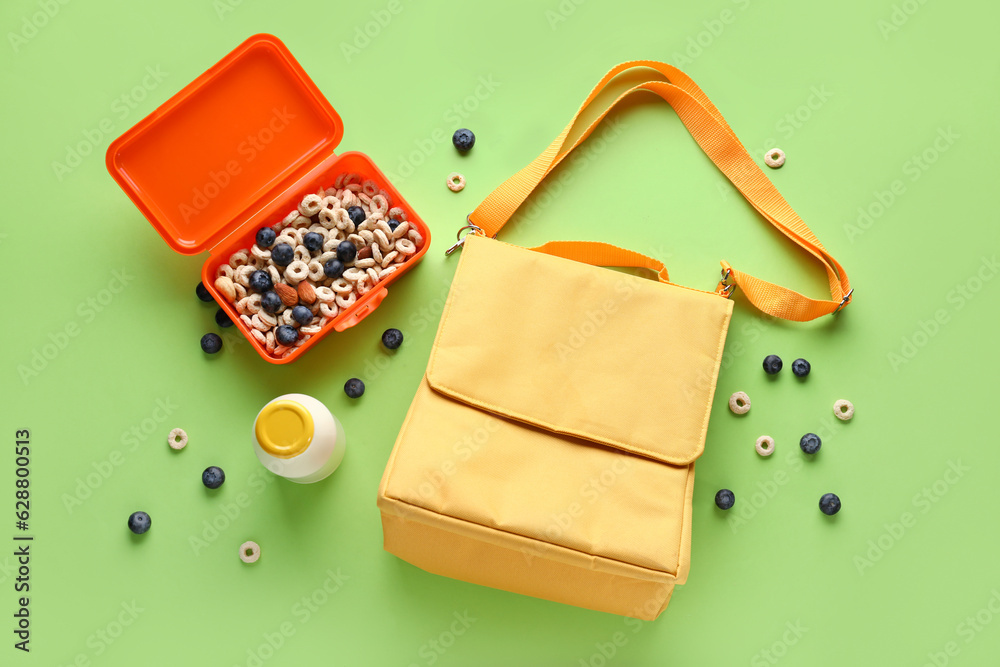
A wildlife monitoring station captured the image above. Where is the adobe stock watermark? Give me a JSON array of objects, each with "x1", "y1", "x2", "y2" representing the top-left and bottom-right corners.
[
  {"x1": 55, "y1": 600, "x2": 144, "y2": 667},
  {"x1": 17, "y1": 269, "x2": 135, "y2": 386},
  {"x1": 521, "y1": 455, "x2": 633, "y2": 566},
  {"x1": 7, "y1": 0, "x2": 72, "y2": 54},
  {"x1": 61, "y1": 397, "x2": 178, "y2": 514},
  {"x1": 544, "y1": 0, "x2": 589, "y2": 30},
  {"x1": 887, "y1": 255, "x2": 997, "y2": 372},
  {"x1": 409, "y1": 417, "x2": 501, "y2": 503},
  {"x1": 668, "y1": 0, "x2": 753, "y2": 68},
  {"x1": 339, "y1": 0, "x2": 410, "y2": 62},
  {"x1": 749, "y1": 620, "x2": 809, "y2": 667},
  {"x1": 877, "y1": 0, "x2": 932, "y2": 40},
  {"x1": 52, "y1": 66, "x2": 169, "y2": 182},
  {"x1": 387, "y1": 75, "x2": 501, "y2": 182},
  {"x1": 843, "y1": 126, "x2": 958, "y2": 243},
  {"x1": 508, "y1": 115, "x2": 627, "y2": 234},
  {"x1": 920, "y1": 589, "x2": 1000, "y2": 667},
  {"x1": 189, "y1": 470, "x2": 278, "y2": 555},
  {"x1": 213, "y1": 0, "x2": 251, "y2": 21},
  {"x1": 718, "y1": 85, "x2": 833, "y2": 201},
  {"x1": 853, "y1": 459, "x2": 969, "y2": 575},
  {"x1": 233, "y1": 568, "x2": 350, "y2": 667},
  {"x1": 179, "y1": 106, "x2": 296, "y2": 223},
  {"x1": 405, "y1": 610, "x2": 477, "y2": 667}
]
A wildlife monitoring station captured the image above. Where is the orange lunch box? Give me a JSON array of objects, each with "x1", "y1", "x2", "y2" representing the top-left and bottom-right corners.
[{"x1": 106, "y1": 33, "x2": 431, "y2": 363}]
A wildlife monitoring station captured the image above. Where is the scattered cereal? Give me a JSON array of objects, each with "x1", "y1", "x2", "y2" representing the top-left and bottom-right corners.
[
  {"x1": 755, "y1": 435, "x2": 775, "y2": 457},
  {"x1": 764, "y1": 148, "x2": 785, "y2": 168},
  {"x1": 239, "y1": 540, "x2": 261, "y2": 564},
  {"x1": 833, "y1": 399, "x2": 854, "y2": 421},
  {"x1": 729, "y1": 391, "x2": 751, "y2": 415},
  {"x1": 168, "y1": 428, "x2": 188, "y2": 450},
  {"x1": 446, "y1": 172, "x2": 466, "y2": 192}
]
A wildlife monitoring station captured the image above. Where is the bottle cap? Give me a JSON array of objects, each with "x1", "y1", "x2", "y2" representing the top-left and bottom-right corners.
[{"x1": 255, "y1": 400, "x2": 314, "y2": 458}]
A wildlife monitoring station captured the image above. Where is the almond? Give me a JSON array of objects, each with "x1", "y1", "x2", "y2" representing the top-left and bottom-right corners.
[
  {"x1": 274, "y1": 283, "x2": 298, "y2": 307},
  {"x1": 357, "y1": 244, "x2": 373, "y2": 260},
  {"x1": 297, "y1": 281, "x2": 316, "y2": 305}
]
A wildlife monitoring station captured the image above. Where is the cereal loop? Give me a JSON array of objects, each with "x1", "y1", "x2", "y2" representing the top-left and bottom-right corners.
[
  {"x1": 764, "y1": 148, "x2": 785, "y2": 169},
  {"x1": 299, "y1": 194, "x2": 323, "y2": 217},
  {"x1": 285, "y1": 260, "x2": 309, "y2": 284},
  {"x1": 755, "y1": 435, "x2": 775, "y2": 457},
  {"x1": 229, "y1": 250, "x2": 250, "y2": 269},
  {"x1": 370, "y1": 194, "x2": 389, "y2": 215},
  {"x1": 388, "y1": 207, "x2": 407, "y2": 221},
  {"x1": 167, "y1": 428, "x2": 187, "y2": 450},
  {"x1": 446, "y1": 172, "x2": 465, "y2": 192},
  {"x1": 239, "y1": 541, "x2": 261, "y2": 564},
  {"x1": 729, "y1": 391, "x2": 751, "y2": 415},
  {"x1": 395, "y1": 238, "x2": 416, "y2": 255},
  {"x1": 834, "y1": 399, "x2": 854, "y2": 421}
]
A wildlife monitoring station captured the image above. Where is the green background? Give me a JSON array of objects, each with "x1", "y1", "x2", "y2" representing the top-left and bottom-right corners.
[{"x1": 2, "y1": 0, "x2": 999, "y2": 665}]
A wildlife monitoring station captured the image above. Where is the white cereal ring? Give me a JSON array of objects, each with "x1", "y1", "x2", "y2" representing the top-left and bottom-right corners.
[
  {"x1": 235, "y1": 264, "x2": 255, "y2": 287},
  {"x1": 371, "y1": 244, "x2": 383, "y2": 264},
  {"x1": 356, "y1": 277, "x2": 371, "y2": 296},
  {"x1": 293, "y1": 245, "x2": 311, "y2": 263},
  {"x1": 167, "y1": 428, "x2": 187, "y2": 450},
  {"x1": 333, "y1": 208, "x2": 352, "y2": 231},
  {"x1": 250, "y1": 244, "x2": 271, "y2": 262},
  {"x1": 258, "y1": 310, "x2": 278, "y2": 327},
  {"x1": 407, "y1": 229, "x2": 423, "y2": 247},
  {"x1": 251, "y1": 329, "x2": 267, "y2": 344},
  {"x1": 329, "y1": 279, "x2": 353, "y2": 295},
  {"x1": 340, "y1": 191, "x2": 358, "y2": 209},
  {"x1": 308, "y1": 301, "x2": 322, "y2": 314},
  {"x1": 335, "y1": 292, "x2": 356, "y2": 309},
  {"x1": 370, "y1": 194, "x2": 389, "y2": 215},
  {"x1": 319, "y1": 302, "x2": 339, "y2": 319},
  {"x1": 395, "y1": 238, "x2": 416, "y2": 255},
  {"x1": 239, "y1": 541, "x2": 261, "y2": 564},
  {"x1": 285, "y1": 260, "x2": 309, "y2": 284},
  {"x1": 755, "y1": 435, "x2": 775, "y2": 457},
  {"x1": 292, "y1": 215, "x2": 312, "y2": 229},
  {"x1": 245, "y1": 293, "x2": 262, "y2": 315},
  {"x1": 378, "y1": 266, "x2": 397, "y2": 279},
  {"x1": 388, "y1": 207, "x2": 407, "y2": 221},
  {"x1": 321, "y1": 195, "x2": 340, "y2": 210},
  {"x1": 381, "y1": 250, "x2": 398, "y2": 267},
  {"x1": 299, "y1": 194, "x2": 323, "y2": 217},
  {"x1": 281, "y1": 210, "x2": 300, "y2": 227},
  {"x1": 834, "y1": 399, "x2": 855, "y2": 421},
  {"x1": 251, "y1": 314, "x2": 271, "y2": 332},
  {"x1": 318, "y1": 208, "x2": 339, "y2": 228},
  {"x1": 281, "y1": 309, "x2": 295, "y2": 326},
  {"x1": 446, "y1": 172, "x2": 466, "y2": 192},
  {"x1": 274, "y1": 345, "x2": 291, "y2": 357},
  {"x1": 366, "y1": 267, "x2": 381, "y2": 284},
  {"x1": 355, "y1": 258, "x2": 376, "y2": 269},
  {"x1": 348, "y1": 233, "x2": 366, "y2": 248},
  {"x1": 267, "y1": 265, "x2": 282, "y2": 286},
  {"x1": 343, "y1": 268, "x2": 365, "y2": 283},
  {"x1": 359, "y1": 230, "x2": 375, "y2": 245},
  {"x1": 374, "y1": 229, "x2": 392, "y2": 250},
  {"x1": 764, "y1": 148, "x2": 786, "y2": 169},
  {"x1": 229, "y1": 250, "x2": 250, "y2": 268},
  {"x1": 214, "y1": 276, "x2": 236, "y2": 302},
  {"x1": 240, "y1": 314, "x2": 253, "y2": 328},
  {"x1": 318, "y1": 251, "x2": 338, "y2": 266},
  {"x1": 729, "y1": 391, "x2": 751, "y2": 415},
  {"x1": 307, "y1": 261, "x2": 325, "y2": 282},
  {"x1": 391, "y1": 221, "x2": 410, "y2": 239},
  {"x1": 314, "y1": 286, "x2": 337, "y2": 303},
  {"x1": 300, "y1": 325, "x2": 322, "y2": 335},
  {"x1": 294, "y1": 334, "x2": 310, "y2": 347},
  {"x1": 216, "y1": 264, "x2": 235, "y2": 280},
  {"x1": 233, "y1": 284, "x2": 247, "y2": 301}
]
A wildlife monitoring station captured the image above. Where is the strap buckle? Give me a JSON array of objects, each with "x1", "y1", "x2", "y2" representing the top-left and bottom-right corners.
[
  {"x1": 716, "y1": 268, "x2": 735, "y2": 298},
  {"x1": 444, "y1": 215, "x2": 489, "y2": 256},
  {"x1": 834, "y1": 288, "x2": 854, "y2": 313}
]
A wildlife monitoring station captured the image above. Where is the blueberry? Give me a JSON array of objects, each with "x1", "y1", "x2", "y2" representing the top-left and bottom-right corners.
[
  {"x1": 261, "y1": 291, "x2": 282, "y2": 314},
  {"x1": 762, "y1": 354, "x2": 783, "y2": 374},
  {"x1": 256, "y1": 227, "x2": 276, "y2": 249},
  {"x1": 799, "y1": 433, "x2": 822, "y2": 455},
  {"x1": 303, "y1": 232, "x2": 324, "y2": 252},
  {"x1": 452, "y1": 128, "x2": 475, "y2": 152},
  {"x1": 819, "y1": 493, "x2": 841, "y2": 515},
  {"x1": 715, "y1": 489, "x2": 735, "y2": 510},
  {"x1": 388, "y1": 219, "x2": 400, "y2": 231},
  {"x1": 344, "y1": 378, "x2": 365, "y2": 399},
  {"x1": 323, "y1": 259, "x2": 345, "y2": 279},
  {"x1": 292, "y1": 305, "x2": 313, "y2": 325},
  {"x1": 276, "y1": 325, "x2": 299, "y2": 346},
  {"x1": 336, "y1": 240, "x2": 358, "y2": 264},
  {"x1": 248, "y1": 270, "x2": 273, "y2": 293},
  {"x1": 347, "y1": 206, "x2": 366, "y2": 226},
  {"x1": 792, "y1": 358, "x2": 811, "y2": 377},
  {"x1": 202, "y1": 466, "x2": 225, "y2": 489},
  {"x1": 215, "y1": 308, "x2": 233, "y2": 328},
  {"x1": 196, "y1": 281, "x2": 213, "y2": 302},
  {"x1": 382, "y1": 328, "x2": 403, "y2": 350},
  {"x1": 128, "y1": 511, "x2": 151, "y2": 535},
  {"x1": 201, "y1": 333, "x2": 222, "y2": 354},
  {"x1": 271, "y1": 243, "x2": 294, "y2": 266}
]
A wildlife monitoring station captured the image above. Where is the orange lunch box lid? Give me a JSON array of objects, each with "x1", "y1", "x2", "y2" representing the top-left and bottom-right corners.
[{"x1": 106, "y1": 34, "x2": 343, "y2": 255}]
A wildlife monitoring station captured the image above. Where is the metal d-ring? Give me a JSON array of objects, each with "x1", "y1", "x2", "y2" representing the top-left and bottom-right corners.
[
  {"x1": 444, "y1": 217, "x2": 486, "y2": 256},
  {"x1": 718, "y1": 267, "x2": 735, "y2": 298},
  {"x1": 835, "y1": 288, "x2": 854, "y2": 313}
]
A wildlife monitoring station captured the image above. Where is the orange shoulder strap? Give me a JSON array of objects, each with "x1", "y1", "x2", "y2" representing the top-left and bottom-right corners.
[{"x1": 467, "y1": 60, "x2": 852, "y2": 322}]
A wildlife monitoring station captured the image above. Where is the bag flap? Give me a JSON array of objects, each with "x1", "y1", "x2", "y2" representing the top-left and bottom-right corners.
[{"x1": 426, "y1": 235, "x2": 733, "y2": 466}]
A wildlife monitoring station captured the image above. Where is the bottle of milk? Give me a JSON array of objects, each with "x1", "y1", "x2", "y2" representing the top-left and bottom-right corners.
[{"x1": 252, "y1": 393, "x2": 346, "y2": 483}]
